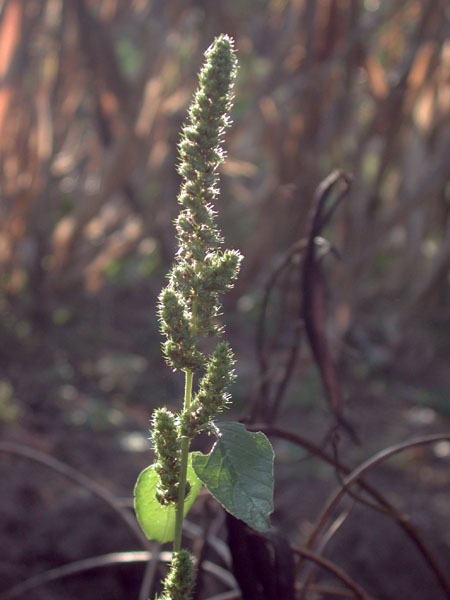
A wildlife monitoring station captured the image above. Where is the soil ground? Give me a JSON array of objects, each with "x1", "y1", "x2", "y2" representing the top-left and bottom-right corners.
[{"x1": 1, "y1": 286, "x2": 449, "y2": 599}]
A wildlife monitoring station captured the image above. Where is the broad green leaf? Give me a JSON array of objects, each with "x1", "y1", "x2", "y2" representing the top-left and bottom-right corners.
[
  {"x1": 134, "y1": 453, "x2": 202, "y2": 543},
  {"x1": 192, "y1": 421, "x2": 274, "y2": 532}
]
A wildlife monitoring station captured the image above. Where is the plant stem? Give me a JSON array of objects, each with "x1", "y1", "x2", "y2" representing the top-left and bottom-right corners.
[{"x1": 173, "y1": 368, "x2": 193, "y2": 552}]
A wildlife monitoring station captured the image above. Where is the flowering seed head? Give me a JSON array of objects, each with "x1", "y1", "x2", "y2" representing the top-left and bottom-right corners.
[
  {"x1": 159, "y1": 34, "x2": 242, "y2": 372},
  {"x1": 160, "y1": 549, "x2": 194, "y2": 600},
  {"x1": 154, "y1": 36, "x2": 241, "y2": 528},
  {"x1": 151, "y1": 408, "x2": 181, "y2": 505},
  {"x1": 180, "y1": 341, "x2": 236, "y2": 437}
]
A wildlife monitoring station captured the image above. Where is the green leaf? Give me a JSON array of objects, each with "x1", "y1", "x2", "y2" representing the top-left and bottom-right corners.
[
  {"x1": 192, "y1": 421, "x2": 274, "y2": 532},
  {"x1": 134, "y1": 453, "x2": 202, "y2": 543}
]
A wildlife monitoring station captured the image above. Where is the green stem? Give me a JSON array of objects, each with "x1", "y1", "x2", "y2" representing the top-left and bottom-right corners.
[
  {"x1": 173, "y1": 368, "x2": 193, "y2": 552},
  {"x1": 174, "y1": 287, "x2": 198, "y2": 553}
]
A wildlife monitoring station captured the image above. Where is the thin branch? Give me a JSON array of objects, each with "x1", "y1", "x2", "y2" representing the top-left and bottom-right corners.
[
  {"x1": 331, "y1": 432, "x2": 387, "y2": 514},
  {"x1": 315, "y1": 505, "x2": 354, "y2": 558},
  {"x1": 267, "y1": 312, "x2": 303, "y2": 421},
  {"x1": 251, "y1": 238, "x2": 306, "y2": 420},
  {"x1": 0, "y1": 551, "x2": 168, "y2": 600},
  {"x1": 299, "y1": 494, "x2": 357, "y2": 597},
  {"x1": 291, "y1": 546, "x2": 374, "y2": 600},
  {"x1": 0, "y1": 441, "x2": 150, "y2": 550},
  {"x1": 248, "y1": 425, "x2": 450, "y2": 598},
  {"x1": 0, "y1": 550, "x2": 237, "y2": 600},
  {"x1": 301, "y1": 433, "x2": 450, "y2": 598},
  {"x1": 205, "y1": 592, "x2": 241, "y2": 600},
  {"x1": 139, "y1": 541, "x2": 161, "y2": 600},
  {"x1": 114, "y1": 505, "x2": 232, "y2": 567},
  {"x1": 183, "y1": 518, "x2": 232, "y2": 567},
  {"x1": 204, "y1": 582, "x2": 360, "y2": 600},
  {"x1": 301, "y1": 170, "x2": 356, "y2": 440},
  {"x1": 296, "y1": 583, "x2": 358, "y2": 598}
]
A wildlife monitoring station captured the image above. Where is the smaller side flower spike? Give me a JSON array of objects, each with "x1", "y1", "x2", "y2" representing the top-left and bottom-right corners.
[
  {"x1": 195, "y1": 249, "x2": 242, "y2": 299},
  {"x1": 180, "y1": 341, "x2": 235, "y2": 437},
  {"x1": 152, "y1": 408, "x2": 181, "y2": 505},
  {"x1": 160, "y1": 549, "x2": 194, "y2": 600},
  {"x1": 158, "y1": 287, "x2": 204, "y2": 372}
]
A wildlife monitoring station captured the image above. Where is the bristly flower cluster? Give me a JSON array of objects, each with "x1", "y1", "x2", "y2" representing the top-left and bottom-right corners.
[
  {"x1": 158, "y1": 33, "x2": 242, "y2": 375},
  {"x1": 153, "y1": 34, "x2": 241, "y2": 507},
  {"x1": 180, "y1": 341, "x2": 235, "y2": 437},
  {"x1": 158, "y1": 550, "x2": 194, "y2": 600},
  {"x1": 150, "y1": 35, "x2": 241, "y2": 600},
  {"x1": 155, "y1": 34, "x2": 242, "y2": 454},
  {"x1": 151, "y1": 408, "x2": 180, "y2": 505}
]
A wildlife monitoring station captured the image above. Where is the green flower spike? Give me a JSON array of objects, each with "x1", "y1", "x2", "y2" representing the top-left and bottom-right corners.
[
  {"x1": 159, "y1": 33, "x2": 242, "y2": 368},
  {"x1": 135, "y1": 34, "x2": 250, "y2": 600},
  {"x1": 180, "y1": 341, "x2": 236, "y2": 437},
  {"x1": 159, "y1": 550, "x2": 194, "y2": 600},
  {"x1": 158, "y1": 287, "x2": 204, "y2": 372},
  {"x1": 151, "y1": 408, "x2": 181, "y2": 505}
]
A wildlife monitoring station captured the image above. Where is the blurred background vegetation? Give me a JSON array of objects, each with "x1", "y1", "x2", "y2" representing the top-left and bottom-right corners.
[
  {"x1": 0, "y1": 0, "x2": 449, "y2": 597},
  {"x1": 1, "y1": 0, "x2": 449, "y2": 423}
]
